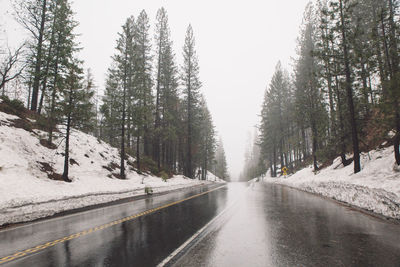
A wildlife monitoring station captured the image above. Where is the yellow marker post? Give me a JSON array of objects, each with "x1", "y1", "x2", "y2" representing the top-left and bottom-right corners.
[{"x1": 282, "y1": 166, "x2": 288, "y2": 176}]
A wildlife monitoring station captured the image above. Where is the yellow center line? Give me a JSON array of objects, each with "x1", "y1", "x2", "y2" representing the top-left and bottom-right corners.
[{"x1": 0, "y1": 185, "x2": 226, "y2": 265}]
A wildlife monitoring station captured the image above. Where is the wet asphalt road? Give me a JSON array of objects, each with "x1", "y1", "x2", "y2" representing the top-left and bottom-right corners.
[
  {"x1": 0, "y1": 184, "x2": 228, "y2": 267},
  {"x1": 174, "y1": 183, "x2": 400, "y2": 267},
  {"x1": 1, "y1": 182, "x2": 400, "y2": 267}
]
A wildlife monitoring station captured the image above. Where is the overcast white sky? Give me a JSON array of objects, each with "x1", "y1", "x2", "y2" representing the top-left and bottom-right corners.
[{"x1": 1, "y1": 0, "x2": 311, "y2": 180}]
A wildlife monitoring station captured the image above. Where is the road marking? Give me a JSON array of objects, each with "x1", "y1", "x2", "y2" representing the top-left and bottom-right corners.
[
  {"x1": 0, "y1": 184, "x2": 212, "y2": 234},
  {"x1": 157, "y1": 184, "x2": 251, "y2": 267},
  {"x1": 0, "y1": 185, "x2": 226, "y2": 265}
]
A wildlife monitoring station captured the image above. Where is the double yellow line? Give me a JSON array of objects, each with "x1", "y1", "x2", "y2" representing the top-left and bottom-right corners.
[{"x1": 0, "y1": 185, "x2": 226, "y2": 265}]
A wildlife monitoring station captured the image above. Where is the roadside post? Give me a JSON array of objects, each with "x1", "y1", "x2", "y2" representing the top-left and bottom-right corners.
[{"x1": 282, "y1": 166, "x2": 288, "y2": 177}]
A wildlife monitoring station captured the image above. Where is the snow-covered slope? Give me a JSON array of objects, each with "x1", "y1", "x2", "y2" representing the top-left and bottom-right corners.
[
  {"x1": 206, "y1": 171, "x2": 226, "y2": 183},
  {"x1": 263, "y1": 147, "x2": 400, "y2": 219},
  {"x1": 0, "y1": 109, "x2": 213, "y2": 226}
]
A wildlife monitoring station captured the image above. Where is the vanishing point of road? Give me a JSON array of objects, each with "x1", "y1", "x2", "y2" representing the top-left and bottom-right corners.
[{"x1": 1, "y1": 182, "x2": 399, "y2": 266}]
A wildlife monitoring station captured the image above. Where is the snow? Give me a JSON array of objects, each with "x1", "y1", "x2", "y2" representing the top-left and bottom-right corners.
[
  {"x1": 206, "y1": 171, "x2": 226, "y2": 183},
  {"x1": 0, "y1": 110, "x2": 220, "y2": 226},
  {"x1": 247, "y1": 177, "x2": 261, "y2": 183},
  {"x1": 262, "y1": 147, "x2": 400, "y2": 219}
]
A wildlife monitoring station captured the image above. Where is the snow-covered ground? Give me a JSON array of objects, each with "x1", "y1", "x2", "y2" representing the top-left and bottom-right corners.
[
  {"x1": 206, "y1": 171, "x2": 226, "y2": 183},
  {"x1": 0, "y1": 110, "x2": 222, "y2": 226},
  {"x1": 262, "y1": 147, "x2": 400, "y2": 220}
]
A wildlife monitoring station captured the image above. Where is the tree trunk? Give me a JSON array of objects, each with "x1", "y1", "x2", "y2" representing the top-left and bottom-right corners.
[
  {"x1": 367, "y1": 65, "x2": 374, "y2": 105},
  {"x1": 38, "y1": 0, "x2": 58, "y2": 115},
  {"x1": 62, "y1": 87, "x2": 73, "y2": 183},
  {"x1": 153, "y1": 35, "x2": 163, "y2": 168},
  {"x1": 311, "y1": 118, "x2": 319, "y2": 171},
  {"x1": 127, "y1": 113, "x2": 131, "y2": 148},
  {"x1": 323, "y1": 28, "x2": 336, "y2": 137},
  {"x1": 186, "y1": 58, "x2": 193, "y2": 178},
  {"x1": 331, "y1": 39, "x2": 351, "y2": 166},
  {"x1": 388, "y1": 0, "x2": 400, "y2": 165},
  {"x1": 204, "y1": 151, "x2": 208, "y2": 180},
  {"x1": 360, "y1": 57, "x2": 370, "y2": 116},
  {"x1": 372, "y1": 3, "x2": 388, "y2": 98},
  {"x1": 380, "y1": 10, "x2": 392, "y2": 78},
  {"x1": 27, "y1": 77, "x2": 32, "y2": 109},
  {"x1": 120, "y1": 53, "x2": 128, "y2": 179},
  {"x1": 339, "y1": 0, "x2": 360, "y2": 173},
  {"x1": 48, "y1": 40, "x2": 61, "y2": 144},
  {"x1": 269, "y1": 154, "x2": 273, "y2": 177},
  {"x1": 273, "y1": 144, "x2": 277, "y2": 177},
  {"x1": 301, "y1": 126, "x2": 307, "y2": 161},
  {"x1": 136, "y1": 135, "x2": 140, "y2": 171},
  {"x1": 31, "y1": 0, "x2": 47, "y2": 112}
]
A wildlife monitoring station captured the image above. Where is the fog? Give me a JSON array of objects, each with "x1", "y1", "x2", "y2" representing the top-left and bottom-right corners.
[{"x1": 2, "y1": 0, "x2": 311, "y2": 180}]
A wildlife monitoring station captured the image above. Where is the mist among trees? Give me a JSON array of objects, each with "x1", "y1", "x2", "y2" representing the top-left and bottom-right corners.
[
  {"x1": 243, "y1": 0, "x2": 400, "y2": 180},
  {"x1": 1, "y1": 1, "x2": 229, "y2": 181}
]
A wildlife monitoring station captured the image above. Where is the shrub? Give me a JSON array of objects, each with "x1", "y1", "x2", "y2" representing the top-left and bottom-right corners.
[
  {"x1": 0, "y1": 96, "x2": 25, "y2": 116},
  {"x1": 141, "y1": 156, "x2": 158, "y2": 175},
  {"x1": 36, "y1": 116, "x2": 50, "y2": 131},
  {"x1": 0, "y1": 95, "x2": 11, "y2": 103},
  {"x1": 1, "y1": 96, "x2": 24, "y2": 111},
  {"x1": 145, "y1": 186, "x2": 153, "y2": 195},
  {"x1": 159, "y1": 171, "x2": 168, "y2": 182},
  {"x1": 9, "y1": 99, "x2": 25, "y2": 111}
]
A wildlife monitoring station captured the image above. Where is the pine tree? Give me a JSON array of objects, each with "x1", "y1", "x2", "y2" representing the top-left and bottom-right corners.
[
  {"x1": 61, "y1": 59, "x2": 83, "y2": 182},
  {"x1": 59, "y1": 61, "x2": 95, "y2": 182},
  {"x1": 114, "y1": 17, "x2": 135, "y2": 179},
  {"x1": 132, "y1": 10, "x2": 153, "y2": 171},
  {"x1": 255, "y1": 0, "x2": 400, "y2": 179},
  {"x1": 153, "y1": 8, "x2": 180, "y2": 173},
  {"x1": 338, "y1": 0, "x2": 361, "y2": 173},
  {"x1": 386, "y1": 0, "x2": 400, "y2": 165},
  {"x1": 294, "y1": 2, "x2": 328, "y2": 171},
  {"x1": 74, "y1": 69, "x2": 96, "y2": 134},
  {"x1": 181, "y1": 25, "x2": 202, "y2": 178},
  {"x1": 45, "y1": 0, "x2": 79, "y2": 145},
  {"x1": 100, "y1": 66, "x2": 122, "y2": 147},
  {"x1": 259, "y1": 63, "x2": 300, "y2": 178},
  {"x1": 198, "y1": 97, "x2": 216, "y2": 180},
  {"x1": 315, "y1": 0, "x2": 352, "y2": 166},
  {"x1": 160, "y1": 41, "x2": 180, "y2": 172},
  {"x1": 153, "y1": 8, "x2": 168, "y2": 168},
  {"x1": 215, "y1": 137, "x2": 229, "y2": 181}
]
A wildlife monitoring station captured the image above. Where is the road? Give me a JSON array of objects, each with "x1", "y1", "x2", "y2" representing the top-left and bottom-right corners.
[
  {"x1": 172, "y1": 183, "x2": 400, "y2": 267},
  {"x1": 1, "y1": 182, "x2": 400, "y2": 267}
]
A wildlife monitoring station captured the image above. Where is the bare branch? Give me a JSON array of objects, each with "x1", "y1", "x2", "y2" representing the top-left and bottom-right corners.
[{"x1": 0, "y1": 43, "x2": 26, "y2": 92}]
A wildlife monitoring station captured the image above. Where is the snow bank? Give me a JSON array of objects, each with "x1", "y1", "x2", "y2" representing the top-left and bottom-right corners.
[
  {"x1": 263, "y1": 147, "x2": 400, "y2": 219},
  {"x1": 206, "y1": 171, "x2": 226, "y2": 183},
  {"x1": 0, "y1": 111, "x2": 214, "y2": 226}
]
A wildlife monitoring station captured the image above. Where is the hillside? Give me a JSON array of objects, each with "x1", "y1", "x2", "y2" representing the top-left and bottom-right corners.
[
  {"x1": 262, "y1": 146, "x2": 400, "y2": 220},
  {"x1": 0, "y1": 98, "x2": 222, "y2": 226}
]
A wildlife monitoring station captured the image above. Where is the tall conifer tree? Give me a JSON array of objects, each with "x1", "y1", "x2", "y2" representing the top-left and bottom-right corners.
[{"x1": 181, "y1": 25, "x2": 201, "y2": 178}]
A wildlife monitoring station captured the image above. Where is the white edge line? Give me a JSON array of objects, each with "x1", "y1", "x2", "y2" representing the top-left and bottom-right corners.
[{"x1": 157, "y1": 185, "x2": 251, "y2": 267}]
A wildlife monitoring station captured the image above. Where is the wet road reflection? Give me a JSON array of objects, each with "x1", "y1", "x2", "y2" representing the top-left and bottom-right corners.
[
  {"x1": 2, "y1": 182, "x2": 400, "y2": 267},
  {"x1": 173, "y1": 183, "x2": 400, "y2": 267},
  {"x1": 1, "y1": 184, "x2": 229, "y2": 267}
]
